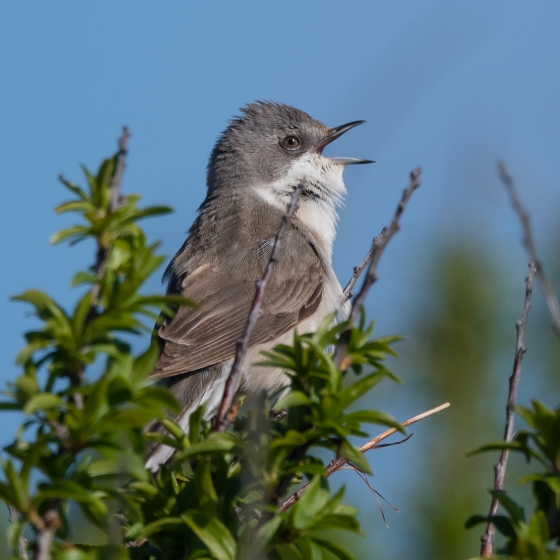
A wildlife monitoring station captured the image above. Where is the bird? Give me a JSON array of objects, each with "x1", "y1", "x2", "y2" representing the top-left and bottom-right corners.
[{"x1": 145, "y1": 101, "x2": 373, "y2": 470}]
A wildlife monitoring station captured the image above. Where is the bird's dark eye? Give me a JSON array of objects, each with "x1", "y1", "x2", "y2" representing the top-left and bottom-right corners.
[{"x1": 282, "y1": 135, "x2": 301, "y2": 150}]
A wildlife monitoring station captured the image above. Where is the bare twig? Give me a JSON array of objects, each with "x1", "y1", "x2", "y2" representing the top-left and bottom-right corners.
[
  {"x1": 215, "y1": 183, "x2": 306, "y2": 432},
  {"x1": 110, "y1": 126, "x2": 130, "y2": 211},
  {"x1": 7, "y1": 506, "x2": 29, "y2": 560},
  {"x1": 498, "y1": 163, "x2": 560, "y2": 336},
  {"x1": 372, "y1": 432, "x2": 414, "y2": 449},
  {"x1": 480, "y1": 262, "x2": 537, "y2": 557},
  {"x1": 35, "y1": 527, "x2": 55, "y2": 560},
  {"x1": 91, "y1": 126, "x2": 130, "y2": 305},
  {"x1": 334, "y1": 168, "x2": 422, "y2": 368},
  {"x1": 346, "y1": 468, "x2": 399, "y2": 527},
  {"x1": 279, "y1": 402, "x2": 450, "y2": 512},
  {"x1": 342, "y1": 236, "x2": 377, "y2": 300}
]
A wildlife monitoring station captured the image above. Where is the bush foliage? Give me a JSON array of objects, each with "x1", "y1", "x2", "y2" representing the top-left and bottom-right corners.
[
  {"x1": 2, "y1": 135, "x2": 558, "y2": 560},
  {"x1": 467, "y1": 401, "x2": 560, "y2": 560},
  {"x1": 0, "y1": 137, "x2": 405, "y2": 560}
]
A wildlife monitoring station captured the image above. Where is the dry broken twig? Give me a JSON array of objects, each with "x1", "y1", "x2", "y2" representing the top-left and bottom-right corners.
[
  {"x1": 215, "y1": 183, "x2": 306, "y2": 432},
  {"x1": 480, "y1": 262, "x2": 537, "y2": 558},
  {"x1": 335, "y1": 168, "x2": 422, "y2": 368},
  {"x1": 498, "y1": 163, "x2": 560, "y2": 336},
  {"x1": 279, "y1": 402, "x2": 450, "y2": 512}
]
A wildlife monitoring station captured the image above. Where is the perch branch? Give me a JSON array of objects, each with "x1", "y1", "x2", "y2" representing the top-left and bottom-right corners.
[
  {"x1": 215, "y1": 183, "x2": 306, "y2": 432},
  {"x1": 480, "y1": 262, "x2": 537, "y2": 557},
  {"x1": 498, "y1": 163, "x2": 560, "y2": 336},
  {"x1": 279, "y1": 402, "x2": 450, "y2": 512},
  {"x1": 334, "y1": 168, "x2": 422, "y2": 368}
]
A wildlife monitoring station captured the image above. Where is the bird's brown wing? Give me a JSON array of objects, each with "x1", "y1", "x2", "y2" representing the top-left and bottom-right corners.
[{"x1": 151, "y1": 230, "x2": 323, "y2": 378}]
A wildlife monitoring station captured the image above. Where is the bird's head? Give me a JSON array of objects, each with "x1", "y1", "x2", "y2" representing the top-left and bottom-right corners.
[{"x1": 206, "y1": 101, "x2": 373, "y2": 207}]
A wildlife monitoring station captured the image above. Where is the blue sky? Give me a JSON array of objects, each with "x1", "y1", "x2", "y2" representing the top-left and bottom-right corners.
[{"x1": 1, "y1": 1, "x2": 560, "y2": 557}]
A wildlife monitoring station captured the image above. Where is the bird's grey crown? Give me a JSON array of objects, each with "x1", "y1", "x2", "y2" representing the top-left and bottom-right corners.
[{"x1": 206, "y1": 101, "x2": 330, "y2": 195}]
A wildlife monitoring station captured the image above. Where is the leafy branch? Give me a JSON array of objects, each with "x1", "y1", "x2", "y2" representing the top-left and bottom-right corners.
[{"x1": 0, "y1": 134, "x2": 439, "y2": 560}]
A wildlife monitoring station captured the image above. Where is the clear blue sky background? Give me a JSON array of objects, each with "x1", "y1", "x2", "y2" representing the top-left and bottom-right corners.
[{"x1": 1, "y1": 2, "x2": 560, "y2": 558}]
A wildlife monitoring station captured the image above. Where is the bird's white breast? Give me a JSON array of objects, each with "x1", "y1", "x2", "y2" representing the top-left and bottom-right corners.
[{"x1": 254, "y1": 154, "x2": 346, "y2": 262}]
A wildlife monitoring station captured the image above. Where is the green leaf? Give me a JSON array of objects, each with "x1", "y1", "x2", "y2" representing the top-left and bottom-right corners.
[
  {"x1": 33, "y1": 480, "x2": 92, "y2": 503},
  {"x1": 189, "y1": 403, "x2": 206, "y2": 445},
  {"x1": 339, "y1": 372, "x2": 386, "y2": 409},
  {"x1": 254, "y1": 516, "x2": 283, "y2": 548},
  {"x1": 515, "y1": 404, "x2": 536, "y2": 429},
  {"x1": 490, "y1": 491, "x2": 525, "y2": 524},
  {"x1": 487, "y1": 515, "x2": 517, "y2": 540},
  {"x1": 58, "y1": 176, "x2": 89, "y2": 201},
  {"x1": 195, "y1": 458, "x2": 219, "y2": 514},
  {"x1": 14, "y1": 374, "x2": 39, "y2": 397},
  {"x1": 79, "y1": 495, "x2": 110, "y2": 529},
  {"x1": 0, "y1": 401, "x2": 21, "y2": 411},
  {"x1": 343, "y1": 410, "x2": 404, "y2": 433},
  {"x1": 274, "y1": 544, "x2": 304, "y2": 560},
  {"x1": 339, "y1": 441, "x2": 372, "y2": 475},
  {"x1": 174, "y1": 433, "x2": 240, "y2": 461},
  {"x1": 129, "y1": 205, "x2": 173, "y2": 221},
  {"x1": 141, "y1": 516, "x2": 184, "y2": 538},
  {"x1": 23, "y1": 393, "x2": 62, "y2": 414},
  {"x1": 3, "y1": 461, "x2": 26, "y2": 510},
  {"x1": 50, "y1": 225, "x2": 90, "y2": 245},
  {"x1": 6, "y1": 515, "x2": 26, "y2": 557},
  {"x1": 465, "y1": 514, "x2": 489, "y2": 529},
  {"x1": 292, "y1": 476, "x2": 330, "y2": 530},
  {"x1": 273, "y1": 390, "x2": 312, "y2": 411},
  {"x1": 182, "y1": 512, "x2": 236, "y2": 560},
  {"x1": 297, "y1": 537, "x2": 323, "y2": 560},
  {"x1": 467, "y1": 441, "x2": 540, "y2": 460},
  {"x1": 54, "y1": 200, "x2": 92, "y2": 214},
  {"x1": 313, "y1": 538, "x2": 356, "y2": 560},
  {"x1": 160, "y1": 418, "x2": 187, "y2": 441},
  {"x1": 527, "y1": 510, "x2": 549, "y2": 543}
]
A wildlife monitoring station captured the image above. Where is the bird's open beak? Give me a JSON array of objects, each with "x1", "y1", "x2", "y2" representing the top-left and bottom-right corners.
[{"x1": 315, "y1": 120, "x2": 374, "y2": 165}]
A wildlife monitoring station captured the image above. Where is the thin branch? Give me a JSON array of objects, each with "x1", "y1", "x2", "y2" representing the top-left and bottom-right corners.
[
  {"x1": 7, "y1": 505, "x2": 29, "y2": 560},
  {"x1": 498, "y1": 163, "x2": 560, "y2": 336},
  {"x1": 480, "y1": 262, "x2": 537, "y2": 558},
  {"x1": 215, "y1": 183, "x2": 306, "y2": 432},
  {"x1": 110, "y1": 126, "x2": 131, "y2": 211},
  {"x1": 334, "y1": 168, "x2": 422, "y2": 369},
  {"x1": 31, "y1": 505, "x2": 60, "y2": 560},
  {"x1": 91, "y1": 126, "x2": 130, "y2": 305},
  {"x1": 35, "y1": 527, "x2": 55, "y2": 560},
  {"x1": 342, "y1": 236, "x2": 377, "y2": 300},
  {"x1": 279, "y1": 402, "x2": 450, "y2": 512},
  {"x1": 372, "y1": 432, "x2": 414, "y2": 449},
  {"x1": 349, "y1": 468, "x2": 399, "y2": 527}
]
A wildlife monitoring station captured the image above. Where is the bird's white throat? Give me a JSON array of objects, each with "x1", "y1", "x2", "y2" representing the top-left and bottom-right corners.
[{"x1": 254, "y1": 154, "x2": 346, "y2": 261}]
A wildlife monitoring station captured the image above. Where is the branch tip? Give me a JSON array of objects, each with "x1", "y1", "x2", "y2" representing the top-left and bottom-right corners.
[{"x1": 479, "y1": 262, "x2": 537, "y2": 557}]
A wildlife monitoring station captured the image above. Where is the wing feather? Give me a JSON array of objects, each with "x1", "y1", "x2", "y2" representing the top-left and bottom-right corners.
[{"x1": 152, "y1": 228, "x2": 323, "y2": 378}]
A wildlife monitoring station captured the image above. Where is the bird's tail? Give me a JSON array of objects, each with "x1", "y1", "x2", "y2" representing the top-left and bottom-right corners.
[{"x1": 144, "y1": 365, "x2": 227, "y2": 472}]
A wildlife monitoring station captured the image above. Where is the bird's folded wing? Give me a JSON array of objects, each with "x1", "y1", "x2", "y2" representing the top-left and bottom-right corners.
[{"x1": 151, "y1": 233, "x2": 323, "y2": 378}]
